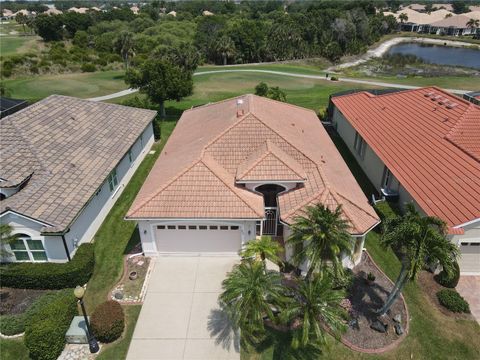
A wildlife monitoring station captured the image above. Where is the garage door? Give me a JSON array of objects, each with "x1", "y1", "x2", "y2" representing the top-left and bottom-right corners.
[
  {"x1": 155, "y1": 224, "x2": 242, "y2": 254},
  {"x1": 458, "y1": 242, "x2": 480, "y2": 274}
]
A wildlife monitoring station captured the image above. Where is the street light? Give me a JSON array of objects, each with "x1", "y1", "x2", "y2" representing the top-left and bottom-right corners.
[{"x1": 74, "y1": 286, "x2": 100, "y2": 354}]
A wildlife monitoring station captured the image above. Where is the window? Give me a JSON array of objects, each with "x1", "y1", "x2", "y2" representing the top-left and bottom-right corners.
[
  {"x1": 382, "y1": 166, "x2": 392, "y2": 188},
  {"x1": 353, "y1": 131, "x2": 366, "y2": 159},
  {"x1": 220, "y1": 226, "x2": 229, "y2": 230},
  {"x1": 199, "y1": 225, "x2": 208, "y2": 230},
  {"x1": 230, "y1": 226, "x2": 239, "y2": 230},
  {"x1": 108, "y1": 169, "x2": 118, "y2": 192},
  {"x1": 178, "y1": 225, "x2": 186, "y2": 230},
  {"x1": 140, "y1": 132, "x2": 144, "y2": 148},
  {"x1": 167, "y1": 225, "x2": 176, "y2": 229},
  {"x1": 10, "y1": 235, "x2": 47, "y2": 262},
  {"x1": 128, "y1": 150, "x2": 133, "y2": 163},
  {"x1": 157, "y1": 225, "x2": 165, "y2": 230},
  {"x1": 209, "y1": 226, "x2": 218, "y2": 230},
  {"x1": 188, "y1": 225, "x2": 197, "y2": 230}
]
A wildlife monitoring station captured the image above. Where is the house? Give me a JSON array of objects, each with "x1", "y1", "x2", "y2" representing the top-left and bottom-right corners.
[
  {"x1": 202, "y1": 10, "x2": 214, "y2": 16},
  {"x1": 429, "y1": 14, "x2": 480, "y2": 36},
  {"x1": 1, "y1": 9, "x2": 14, "y2": 19},
  {"x1": 330, "y1": 87, "x2": 480, "y2": 274},
  {"x1": 0, "y1": 96, "x2": 156, "y2": 263},
  {"x1": 0, "y1": 97, "x2": 28, "y2": 119},
  {"x1": 43, "y1": 8, "x2": 63, "y2": 16},
  {"x1": 126, "y1": 95, "x2": 379, "y2": 268},
  {"x1": 130, "y1": 6, "x2": 140, "y2": 15},
  {"x1": 463, "y1": 91, "x2": 480, "y2": 106},
  {"x1": 167, "y1": 10, "x2": 177, "y2": 17}
]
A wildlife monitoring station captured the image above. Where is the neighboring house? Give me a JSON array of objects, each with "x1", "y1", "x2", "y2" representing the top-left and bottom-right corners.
[
  {"x1": 1, "y1": 9, "x2": 14, "y2": 19},
  {"x1": 44, "y1": 8, "x2": 63, "y2": 15},
  {"x1": 464, "y1": 91, "x2": 480, "y2": 106},
  {"x1": 0, "y1": 97, "x2": 28, "y2": 119},
  {"x1": 126, "y1": 95, "x2": 379, "y2": 268},
  {"x1": 330, "y1": 87, "x2": 480, "y2": 274},
  {"x1": 0, "y1": 95, "x2": 156, "y2": 263},
  {"x1": 130, "y1": 6, "x2": 140, "y2": 15}
]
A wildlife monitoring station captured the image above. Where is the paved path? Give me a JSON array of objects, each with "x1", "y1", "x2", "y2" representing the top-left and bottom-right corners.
[
  {"x1": 456, "y1": 276, "x2": 480, "y2": 323},
  {"x1": 88, "y1": 69, "x2": 470, "y2": 102},
  {"x1": 127, "y1": 256, "x2": 240, "y2": 360}
]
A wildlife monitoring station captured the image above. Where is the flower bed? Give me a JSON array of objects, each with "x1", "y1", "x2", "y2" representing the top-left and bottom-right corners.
[{"x1": 110, "y1": 255, "x2": 151, "y2": 304}]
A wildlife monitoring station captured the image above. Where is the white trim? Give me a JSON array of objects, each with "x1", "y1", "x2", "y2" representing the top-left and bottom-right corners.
[
  {"x1": 453, "y1": 218, "x2": 480, "y2": 229},
  {"x1": 0, "y1": 210, "x2": 52, "y2": 227}
]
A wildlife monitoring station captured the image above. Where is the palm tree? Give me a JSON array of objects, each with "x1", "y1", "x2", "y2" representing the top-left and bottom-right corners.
[
  {"x1": 214, "y1": 35, "x2": 235, "y2": 65},
  {"x1": 398, "y1": 13, "x2": 408, "y2": 24},
  {"x1": 287, "y1": 204, "x2": 353, "y2": 281},
  {"x1": 0, "y1": 224, "x2": 18, "y2": 258},
  {"x1": 466, "y1": 18, "x2": 480, "y2": 30},
  {"x1": 377, "y1": 203, "x2": 458, "y2": 315},
  {"x1": 116, "y1": 31, "x2": 135, "y2": 70},
  {"x1": 280, "y1": 274, "x2": 346, "y2": 349},
  {"x1": 219, "y1": 260, "x2": 285, "y2": 345},
  {"x1": 240, "y1": 235, "x2": 283, "y2": 272}
]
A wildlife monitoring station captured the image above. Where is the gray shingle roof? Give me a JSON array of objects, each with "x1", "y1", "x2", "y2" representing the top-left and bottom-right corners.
[{"x1": 0, "y1": 95, "x2": 156, "y2": 233}]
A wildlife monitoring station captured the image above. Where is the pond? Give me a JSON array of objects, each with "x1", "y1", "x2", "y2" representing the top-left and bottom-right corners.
[{"x1": 386, "y1": 42, "x2": 480, "y2": 69}]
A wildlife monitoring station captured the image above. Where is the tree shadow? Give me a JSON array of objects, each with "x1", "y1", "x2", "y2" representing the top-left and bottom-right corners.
[
  {"x1": 257, "y1": 329, "x2": 323, "y2": 360},
  {"x1": 123, "y1": 226, "x2": 142, "y2": 255},
  {"x1": 207, "y1": 308, "x2": 241, "y2": 353}
]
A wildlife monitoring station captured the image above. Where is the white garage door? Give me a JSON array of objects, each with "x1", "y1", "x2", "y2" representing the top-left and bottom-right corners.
[
  {"x1": 155, "y1": 224, "x2": 242, "y2": 254},
  {"x1": 458, "y1": 241, "x2": 480, "y2": 274}
]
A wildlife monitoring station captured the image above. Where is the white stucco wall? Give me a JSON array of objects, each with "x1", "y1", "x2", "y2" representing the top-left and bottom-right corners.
[{"x1": 1, "y1": 122, "x2": 154, "y2": 263}]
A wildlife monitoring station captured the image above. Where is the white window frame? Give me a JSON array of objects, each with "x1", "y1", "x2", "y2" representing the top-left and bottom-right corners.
[
  {"x1": 353, "y1": 131, "x2": 366, "y2": 159},
  {"x1": 108, "y1": 169, "x2": 118, "y2": 192},
  {"x1": 10, "y1": 235, "x2": 47, "y2": 262}
]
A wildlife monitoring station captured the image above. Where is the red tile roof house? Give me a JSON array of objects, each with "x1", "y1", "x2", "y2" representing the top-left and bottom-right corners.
[
  {"x1": 330, "y1": 87, "x2": 480, "y2": 275},
  {"x1": 126, "y1": 95, "x2": 379, "y2": 269},
  {"x1": 0, "y1": 96, "x2": 157, "y2": 262}
]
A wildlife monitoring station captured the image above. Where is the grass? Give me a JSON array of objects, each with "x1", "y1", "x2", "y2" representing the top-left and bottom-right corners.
[
  {"x1": 0, "y1": 338, "x2": 29, "y2": 360},
  {"x1": 2, "y1": 70, "x2": 126, "y2": 102},
  {"x1": 0, "y1": 36, "x2": 39, "y2": 57}
]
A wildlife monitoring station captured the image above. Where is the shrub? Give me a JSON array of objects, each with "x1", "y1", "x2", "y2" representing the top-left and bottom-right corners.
[
  {"x1": 91, "y1": 300, "x2": 125, "y2": 343},
  {"x1": 0, "y1": 243, "x2": 94, "y2": 289},
  {"x1": 81, "y1": 63, "x2": 96, "y2": 72},
  {"x1": 330, "y1": 76, "x2": 339, "y2": 81},
  {"x1": 0, "y1": 313, "x2": 25, "y2": 335},
  {"x1": 24, "y1": 289, "x2": 77, "y2": 360},
  {"x1": 437, "y1": 289, "x2": 470, "y2": 313},
  {"x1": 435, "y1": 261, "x2": 460, "y2": 288},
  {"x1": 374, "y1": 200, "x2": 401, "y2": 221}
]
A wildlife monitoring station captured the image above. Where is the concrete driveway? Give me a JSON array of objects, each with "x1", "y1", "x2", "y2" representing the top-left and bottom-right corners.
[
  {"x1": 127, "y1": 256, "x2": 240, "y2": 360},
  {"x1": 456, "y1": 276, "x2": 480, "y2": 323}
]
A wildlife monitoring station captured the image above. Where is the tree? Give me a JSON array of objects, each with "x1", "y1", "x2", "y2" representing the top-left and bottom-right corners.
[
  {"x1": 287, "y1": 204, "x2": 353, "y2": 281},
  {"x1": 255, "y1": 82, "x2": 269, "y2": 96},
  {"x1": 466, "y1": 18, "x2": 480, "y2": 30},
  {"x1": 34, "y1": 14, "x2": 64, "y2": 41},
  {"x1": 0, "y1": 224, "x2": 17, "y2": 258},
  {"x1": 116, "y1": 31, "x2": 136, "y2": 70},
  {"x1": 241, "y1": 236, "x2": 283, "y2": 272},
  {"x1": 398, "y1": 13, "x2": 408, "y2": 24},
  {"x1": 280, "y1": 274, "x2": 346, "y2": 349},
  {"x1": 452, "y1": 1, "x2": 468, "y2": 14},
  {"x1": 267, "y1": 86, "x2": 287, "y2": 102},
  {"x1": 125, "y1": 58, "x2": 194, "y2": 118},
  {"x1": 214, "y1": 35, "x2": 235, "y2": 65},
  {"x1": 219, "y1": 260, "x2": 285, "y2": 345},
  {"x1": 377, "y1": 203, "x2": 458, "y2": 315},
  {"x1": 15, "y1": 13, "x2": 28, "y2": 33}
]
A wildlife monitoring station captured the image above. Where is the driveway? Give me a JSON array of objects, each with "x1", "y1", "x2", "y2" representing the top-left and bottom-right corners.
[
  {"x1": 456, "y1": 276, "x2": 480, "y2": 323},
  {"x1": 127, "y1": 256, "x2": 240, "y2": 360}
]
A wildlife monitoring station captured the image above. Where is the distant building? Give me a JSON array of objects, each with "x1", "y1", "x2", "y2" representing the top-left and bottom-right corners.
[
  {"x1": 167, "y1": 10, "x2": 177, "y2": 17},
  {"x1": 44, "y1": 7, "x2": 63, "y2": 16},
  {"x1": 0, "y1": 97, "x2": 28, "y2": 119},
  {"x1": 463, "y1": 91, "x2": 480, "y2": 105},
  {"x1": 1, "y1": 9, "x2": 14, "y2": 19},
  {"x1": 202, "y1": 10, "x2": 214, "y2": 16},
  {"x1": 130, "y1": 5, "x2": 140, "y2": 15}
]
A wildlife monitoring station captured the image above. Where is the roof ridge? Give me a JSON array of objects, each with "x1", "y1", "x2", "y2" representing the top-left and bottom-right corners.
[
  {"x1": 184, "y1": 94, "x2": 249, "y2": 113},
  {"x1": 236, "y1": 142, "x2": 270, "y2": 179},
  {"x1": 128, "y1": 157, "x2": 202, "y2": 216},
  {"x1": 265, "y1": 143, "x2": 307, "y2": 179},
  {"x1": 444, "y1": 104, "x2": 480, "y2": 161},
  {"x1": 281, "y1": 186, "x2": 328, "y2": 221},
  {"x1": 251, "y1": 94, "x2": 318, "y2": 115},
  {"x1": 335, "y1": 191, "x2": 379, "y2": 223}
]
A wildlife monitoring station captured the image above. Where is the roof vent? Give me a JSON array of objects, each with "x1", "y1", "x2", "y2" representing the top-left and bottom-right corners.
[
  {"x1": 424, "y1": 92, "x2": 434, "y2": 97},
  {"x1": 446, "y1": 103, "x2": 458, "y2": 109}
]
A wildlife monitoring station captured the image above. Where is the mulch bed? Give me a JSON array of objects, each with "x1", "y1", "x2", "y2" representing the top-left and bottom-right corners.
[
  {"x1": 418, "y1": 270, "x2": 474, "y2": 321},
  {"x1": 0, "y1": 288, "x2": 49, "y2": 315},
  {"x1": 342, "y1": 252, "x2": 408, "y2": 352},
  {"x1": 109, "y1": 255, "x2": 151, "y2": 304}
]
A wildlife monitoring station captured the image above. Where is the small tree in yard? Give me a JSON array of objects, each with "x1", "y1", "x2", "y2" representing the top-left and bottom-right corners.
[
  {"x1": 240, "y1": 235, "x2": 283, "y2": 273},
  {"x1": 377, "y1": 203, "x2": 458, "y2": 315},
  {"x1": 125, "y1": 58, "x2": 194, "y2": 118},
  {"x1": 0, "y1": 224, "x2": 17, "y2": 258},
  {"x1": 398, "y1": 13, "x2": 408, "y2": 24}
]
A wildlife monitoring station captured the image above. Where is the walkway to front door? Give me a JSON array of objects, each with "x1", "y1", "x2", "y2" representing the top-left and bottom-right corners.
[{"x1": 127, "y1": 256, "x2": 240, "y2": 360}]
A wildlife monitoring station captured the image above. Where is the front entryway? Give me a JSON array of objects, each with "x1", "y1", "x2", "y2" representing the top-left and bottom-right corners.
[
  {"x1": 256, "y1": 184, "x2": 285, "y2": 236},
  {"x1": 127, "y1": 256, "x2": 240, "y2": 360}
]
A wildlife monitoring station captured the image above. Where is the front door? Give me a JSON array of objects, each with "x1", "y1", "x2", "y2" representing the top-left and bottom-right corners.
[{"x1": 262, "y1": 207, "x2": 278, "y2": 236}]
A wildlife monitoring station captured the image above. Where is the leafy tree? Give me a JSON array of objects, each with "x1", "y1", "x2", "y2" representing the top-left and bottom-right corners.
[
  {"x1": 228, "y1": 19, "x2": 268, "y2": 63},
  {"x1": 378, "y1": 203, "x2": 458, "y2": 315},
  {"x1": 287, "y1": 204, "x2": 353, "y2": 281},
  {"x1": 125, "y1": 58, "x2": 194, "y2": 118},
  {"x1": 267, "y1": 17, "x2": 305, "y2": 61},
  {"x1": 214, "y1": 35, "x2": 235, "y2": 65},
  {"x1": 15, "y1": 13, "x2": 28, "y2": 33},
  {"x1": 219, "y1": 260, "x2": 285, "y2": 345},
  {"x1": 267, "y1": 87, "x2": 287, "y2": 102},
  {"x1": 323, "y1": 41, "x2": 343, "y2": 62},
  {"x1": 0, "y1": 224, "x2": 18, "y2": 258},
  {"x1": 398, "y1": 13, "x2": 408, "y2": 24},
  {"x1": 425, "y1": 3, "x2": 434, "y2": 13},
  {"x1": 466, "y1": 18, "x2": 480, "y2": 30},
  {"x1": 34, "y1": 14, "x2": 64, "y2": 41},
  {"x1": 62, "y1": 12, "x2": 93, "y2": 38},
  {"x1": 194, "y1": 16, "x2": 227, "y2": 63},
  {"x1": 116, "y1": 31, "x2": 135, "y2": 70},
  {"x1": 255, "y1": 82, "x2": 269, "y2": 97},
  {"x1": 160, "y1": 43, "x2": 200, "y2": 73},
  {"x1": 280, "y1": 274, "x2": 346, "y2": 349},
  {"x1": 452, "y1": 1, "x2": 469, "y2": 14},
  {"x1": 73, "y1": 30, "x2": 89, "y2": 48},
  {"x1": 241, "y1": 236, "x2": 283, "y2": 272}
]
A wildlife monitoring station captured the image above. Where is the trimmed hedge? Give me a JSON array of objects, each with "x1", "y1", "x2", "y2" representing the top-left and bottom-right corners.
[
  {"x1": 24, "y1": 289, "x2": 77, "y2": 360},
  {"x1": 435, "y1": 261, "x2": 460, "y2": 288},
  {"x1": 0, "y1": 313, "x2": 25, "y2": 336},
  {"x1": 374, "y1": 200, "x2": 401, "y2": 221},
  {"x1": 91, "y1": 300, "x2": 125, "y2": 343},
  {"x1": 0, "y1": 244, "x2": 94, "y2": 289},
  {"x1": 437, "y1": 289, "x2": 470, "y2": 313}
]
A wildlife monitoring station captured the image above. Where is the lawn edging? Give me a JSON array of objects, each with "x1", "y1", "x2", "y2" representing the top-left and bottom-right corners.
[{"x1": 338, "y1": 250, "x2": 409, "y2": 354}]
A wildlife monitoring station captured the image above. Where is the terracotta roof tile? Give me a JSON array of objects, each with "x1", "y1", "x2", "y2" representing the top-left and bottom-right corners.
[{"x1": 332, "y1": 87, "x2": 480, "y2": 229}]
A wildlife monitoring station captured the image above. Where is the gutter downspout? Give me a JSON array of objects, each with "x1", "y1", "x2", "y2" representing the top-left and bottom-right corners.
[{"x1": 61, "y1": 229, "x2": 71, "y2": 261}]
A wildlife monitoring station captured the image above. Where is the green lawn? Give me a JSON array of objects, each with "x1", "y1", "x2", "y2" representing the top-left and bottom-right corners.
[
  {"x1": 2, "y1": 71, "x2": 127, "y2": 102},
  {"x1": 0, "y1": 337, "x2": 29, "y2": 360},
  {"x1": 0, "y1": 36, "x2": 38, "y2": 57}
]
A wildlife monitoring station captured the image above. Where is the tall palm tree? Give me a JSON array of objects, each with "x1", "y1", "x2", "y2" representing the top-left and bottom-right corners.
[
  {"x1": 280, "y1": 274, "x2": 346, "y2": 349},
  {"x1": 219, "y1": 260, "x2": 285, "y2": 345},
  {"x1": 240, "y1": 235, "x2": 283, "y2": 272},
  {"x1": 116, "y1": 31, "x2": 135, "y2": 70},
  {"x1": 214, "y1": 35, "x2": 235, "y2": 65},
  {"x1": 466, "y1": 18, "x2": 480, "y2": 30},
  {"x1": 398, "y1": 13, "x2": 408, "y2": 24},
  {"x1": 0, "y1": 224, "x2": 18, "y2": 258},
  {"x1": 287, "y1": 204, "x2": 353, "y2": 281},
  {"x1": 378, "y1": 203, "x2": 458, "y2": 315}
]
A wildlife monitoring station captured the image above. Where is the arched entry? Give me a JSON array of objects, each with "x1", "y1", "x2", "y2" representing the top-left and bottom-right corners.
[{"x1": 255, "y1": 184, "x2": 285, "y2": 236}]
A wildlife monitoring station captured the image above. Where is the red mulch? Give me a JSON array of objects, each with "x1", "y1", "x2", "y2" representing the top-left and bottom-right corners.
[
  {"x1": 343, "y1": 252, "x2": 408, "y2": 350},
  {"x1": 0, "y1": 288, "x2": 49, "y2": 315}
]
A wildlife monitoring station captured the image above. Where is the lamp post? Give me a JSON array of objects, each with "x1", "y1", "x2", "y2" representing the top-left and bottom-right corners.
[{"x1": 74, "y1": 286, "x2": 99, "y2": 354}]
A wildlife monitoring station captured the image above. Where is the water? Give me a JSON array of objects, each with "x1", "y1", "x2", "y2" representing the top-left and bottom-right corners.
[{"x1": 386, "y1": 43, "x2": 480, "y2": 69}]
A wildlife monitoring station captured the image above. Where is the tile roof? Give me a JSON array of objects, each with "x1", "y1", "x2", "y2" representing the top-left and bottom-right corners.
[
  {"x1": 0, "y1": 95, "x2": 156, "y2": 233},
  {"x1": 128, "y1": 95, "x2": 379, "y2": 234},
  {"x1": 331, "y1": 87, "x2": 480, "y2": 231}
]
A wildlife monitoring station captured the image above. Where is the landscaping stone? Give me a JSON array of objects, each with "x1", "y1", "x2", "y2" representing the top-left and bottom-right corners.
[
  {"x1": 370, "y1": 320, "x2": 387, "y2": 333},
  {"x1": 395, "y1": 323, "x2": 404, "y2": 335},
  {"x1": 58, "y1": 343, "x2": 95, "y2": 360},
  {"x1": 393, "y1": 314, "x2": 402, "y2": 323}
]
